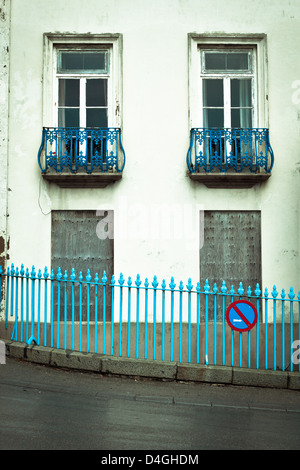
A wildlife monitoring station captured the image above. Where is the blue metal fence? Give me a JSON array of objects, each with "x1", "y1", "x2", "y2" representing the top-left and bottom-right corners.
[
  {"x1": 38, "y1": 127, "x2": 126, "y2": 174},
  {"x1": 1, "y1": 264, "x2": 299, "y2": 372},
  {"x1": 186, "y1": 128, "x2": 274, "y2": 174}
]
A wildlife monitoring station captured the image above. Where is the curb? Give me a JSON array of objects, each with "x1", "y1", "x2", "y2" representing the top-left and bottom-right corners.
[{"x1": 2, "y1": 340, "x2": 300, "y2": 390}]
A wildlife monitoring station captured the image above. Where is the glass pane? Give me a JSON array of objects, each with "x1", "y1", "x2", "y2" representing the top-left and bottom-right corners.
[
  {"x1": 227, "y1": 53, "x2": 249, "y2": 70},
  {"x1": 231, "y1": 108, "x2": 252, "y2": 128},
  {"x1": 203, "y1": 79, "x2": 223, "y2": 107},
  {"x1": 58, "y1": 79, "x2": 79, "y2": 107},
  {"x1": 204, "y1": 52, "x2": 250, "y2": 72},
  {"x1": 231, "y1": 79, "x2": 252, "y2": 107},
  {"x1": 86, "y1": 79, "x2": 107, "y2": 106},
  {"x1": 86, "y1": 108, "x2": 108, "y2": 127},
  {"x1": 203, "y1": 109, "x2": 224, "y2": 128},
  {"x1": 58, "y1": 51, "x2": 108, "y2": 73},
  {"x1": 205, "y1": 53, "x2": 226, "y2": 71},
  {"x1": 58, "y1": 108, "x2": 80, "y2": 127}
]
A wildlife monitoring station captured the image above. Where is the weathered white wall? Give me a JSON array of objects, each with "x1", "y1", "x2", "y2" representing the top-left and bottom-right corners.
[
  {"x1": 0, "y1": 0, "x2": 10, "y2": 317},
  {"x1": 4, "y1": 0, "x2": 300, "y2": 295}
]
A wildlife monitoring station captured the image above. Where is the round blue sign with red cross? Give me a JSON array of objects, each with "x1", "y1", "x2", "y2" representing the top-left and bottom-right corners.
[{"x1": 226, "y1": 300, "x2": 258, "y2": 332}]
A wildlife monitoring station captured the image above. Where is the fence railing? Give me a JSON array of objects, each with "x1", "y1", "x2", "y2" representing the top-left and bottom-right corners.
[
  {"x1": 38, "y1": 127, "x2": 126, "y2": 174},
  {"x1": 186, "y1": 128, "x2": 274, "y2": 174},
  {"x1": 1, "y1": 264, "x2": 299, "y2": 372}
]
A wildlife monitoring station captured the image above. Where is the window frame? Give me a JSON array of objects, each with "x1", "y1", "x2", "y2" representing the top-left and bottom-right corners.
[
  {"x1": 43, "y1": 34, "x2": 123, "y2": 129},
  {"x1": 54, "y1": 47, "x2": 112, "y2": 128},
  {"x1": 188, "y1": 34, "x2": 269, "y2": 130}
]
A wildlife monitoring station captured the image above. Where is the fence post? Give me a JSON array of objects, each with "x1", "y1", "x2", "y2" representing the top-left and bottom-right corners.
[
  {"x1": 86, "y1": 270, "x2": 92, "y2": 353},
  {"x1": 271, "y1": 285, "x2": 278, "y2": 371},
  {"x1": 179, "y1": 280, "x2": 184, "y2": 363},
  {"x1": 135, "y1": 274, "x2": 141, "y2": 359},
  {"x1": 110, "y1": 274, "x2": 115, "y2": 356},
  {"x1": 221, "y1": 281, "x2": 227, "y2": 366},
  {"x1": 70, "y1": 269, "x2": 76, "y2": 351},
  {"x1": 238, "y1": 282, "x2": 245, "y2": 368},
  {"x1": 118, "y1": 273, "x2": 124, "y2": 357},
  {"x1": 127, "y1": 276, "x2": 132, "y2": 358},
  {"x1": 27, "y1": 265, "x2": 37, "y2": 346},
  {"x1": 264, "y1": 287, "x2": 269, "y2": 370},
  {"x1": 152, "y1": 275, "x2": 158, "y2": 361},
  {"x1": 169, "y1": 277, "x2": 176, "y2": 362},
  {"x1": 255, "y1": 283, "x2": 262, "y2": 369},
  {"x1": 288, "y1": 287, "x2": 295, "y2": 372},
  {"x1": 43, "y1": 267, "x2": 49, "y2": 347},
  {"x1": 204, "y1": 279, "x2": 210, "y2": 365},
  {"x1": 101, "y1": 271, "x2": 107, "y2": 355},
  {"x1": 144, "y1": 277, "x2": 149, "y2": 359},
  {"x1": 161, "y1": 279, "x2": 166, "y2": 361},
  {"x1": 56, "y1": 267, "x2": 62, "y2": 349},
  {"x1": 196, "y1": 282, "x2": 201, "y2": 364},
  {"x1": 187, "y1": 278, "x2": 193, "y2": 363}
]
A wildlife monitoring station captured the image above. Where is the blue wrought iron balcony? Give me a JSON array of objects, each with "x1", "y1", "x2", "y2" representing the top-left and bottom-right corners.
[
  {"x1": 38, "y1": 127, "x2": 126, "y2": 188},
  {"x1": 186, "y1": 128, "x2": 274, "y2": 188}
]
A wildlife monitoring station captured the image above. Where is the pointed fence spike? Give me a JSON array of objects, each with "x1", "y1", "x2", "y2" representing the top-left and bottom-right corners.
[
  {"x1": 161, "y1": 279, "x2": 166, "y2": 290},
  {"x1": 196, "y1": 281, "x2": 201, "y2": 292},
  {"x1": 288, "y1": 286, "x2": 295, "y2": 300},
  {"x1": 135, "y1": 274, "x2": 142, "y2": 287},
  {"x1": 238, "y1": 282, "x2": 244, "y2": 296},
  {"x1": 186, "y1": 278, "x2": 193, "y2": 291},
  {"x1": 221, "y1": 280, "x2": 227, "y2": 293},
  {"x1": 144, "y1": 277, "x2": 149, "y2": 288},
  {"x1": 255, "y1": 283, "x2": 261, "y2": 297},
  {"x1": 169, "y1": 276, "x2": 176, "y2": 290},
  {"x1": 213, "y1": 282, "x2": 218, "y2": 294},
  {"x1": 271, "y1": 285, "x2": 278, "y2": 298},
  {"x1": 204, "y1": 279, "x2": 210, "y2": 292},
  {"x1": 118, "y1": 272, "x2": 125, "y2": 285},
  {"x1": 179, "y1": 280, "x2": 184, "y2": 291}
]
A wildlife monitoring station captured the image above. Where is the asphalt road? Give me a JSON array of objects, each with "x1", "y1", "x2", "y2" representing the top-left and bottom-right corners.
[{"x1": 0, "y1": 358, "x2": 299, "y2": 451}]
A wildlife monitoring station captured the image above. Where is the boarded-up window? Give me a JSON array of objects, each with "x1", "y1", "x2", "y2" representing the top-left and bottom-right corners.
[
  {"x1": 51, "y1": 210, "x2": 113, "y2": 320},
  {"x1": 200, "y1": 211, "x2": 261, "y2": 320}
]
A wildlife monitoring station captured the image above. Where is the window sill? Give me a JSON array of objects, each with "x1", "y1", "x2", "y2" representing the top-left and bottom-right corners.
[
  {"x1": 42, "y1": 172, "x2": 122, "y2": 188},
  {"x1": 188, "y1": 172, "x2": 271, "y2": 188}
]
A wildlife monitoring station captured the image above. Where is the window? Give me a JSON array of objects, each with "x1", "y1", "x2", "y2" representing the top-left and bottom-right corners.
[
  {"x1": 188, "y1": 34, "x2": 268, "y2": 129},
  {"x1": 56, "y1": 49, "x2": 110, "y2": 128},
  {"x1": 201, "y1": 49, "x2": 256, "y2": 128},
  {"x1": 42, "y1": 34, "x2": 123, "y2": 129}
]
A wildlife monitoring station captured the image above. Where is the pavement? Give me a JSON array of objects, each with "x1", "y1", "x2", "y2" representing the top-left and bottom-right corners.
[{"x1": 2, "y1": 339, "x2": 300, "y2": 391}]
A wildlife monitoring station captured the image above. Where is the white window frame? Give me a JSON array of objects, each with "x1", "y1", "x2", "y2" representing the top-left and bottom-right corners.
[
  {"x1": 43, "y1": 34, "x2": 123, "y2": 129},
  {"x1": 54, "y1": 47, "x2": 112, "y2": 128},
  {"x1": 188, "y1": 34, "x2": 269, "y2": 129}
]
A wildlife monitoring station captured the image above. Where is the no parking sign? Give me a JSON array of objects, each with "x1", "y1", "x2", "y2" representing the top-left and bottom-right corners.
[{"x1": 226, "y1": 300, "x2": 258, "y2": 332}]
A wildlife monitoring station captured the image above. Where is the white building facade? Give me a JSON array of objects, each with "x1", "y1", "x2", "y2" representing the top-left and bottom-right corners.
[{"x1": 1, "y1": 0, "x2": 299, "y2": 322}]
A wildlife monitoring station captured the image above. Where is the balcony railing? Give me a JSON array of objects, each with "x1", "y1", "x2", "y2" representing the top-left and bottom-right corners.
[
  {"x1": 38, "y1": 127, "x2": 125, "y2": 187},
  {"x1": 186, "y1": 128, "x2": 274, "y2": 176}
]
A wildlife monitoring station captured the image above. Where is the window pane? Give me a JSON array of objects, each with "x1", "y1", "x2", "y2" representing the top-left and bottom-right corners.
[
  {"x1": 227, "y1": 53, "x2": 249, "y2": 70},
  {"x1": 231, "y1": 79, "x2": 252, "y2": 107},
  {"x1": 203, "y1": 109, "x2": 224, "y2": 128},
  {"x1": 203, "y1": 79, "x2": 223, "y2": 107},
  {"x1": 58, "y1": 79, "x2": 80, "y2": 107},
  {"x1": 86, "y1": 108, "x2": 108, "y2": 127},
  {"x1": 231, "y1": 108, "x2": 252, "y2": 128},
  {"x1": 58, "y1": 108, "x2": 80, "y2": 127},
  {"x1": 205, "y1": 53, "x2": 226, "y2": 71},
  {"x1": 204, "y1": 52, "x2": 250, "y2": 72},
  {"x1": 86, "y1": 79, "x2": 107, "y2": 106},
  {"x1": 58, "y1": 51, "x2": 108, "y2": 73}
]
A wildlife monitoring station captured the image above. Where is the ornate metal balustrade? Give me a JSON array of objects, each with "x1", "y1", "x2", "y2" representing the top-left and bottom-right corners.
[
  {"x1": 186, "y1": 128, "x2": 274, "y2": 187},
  {"x1": 38, "y1": 127, "x2": 126, "y2": 187}
]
